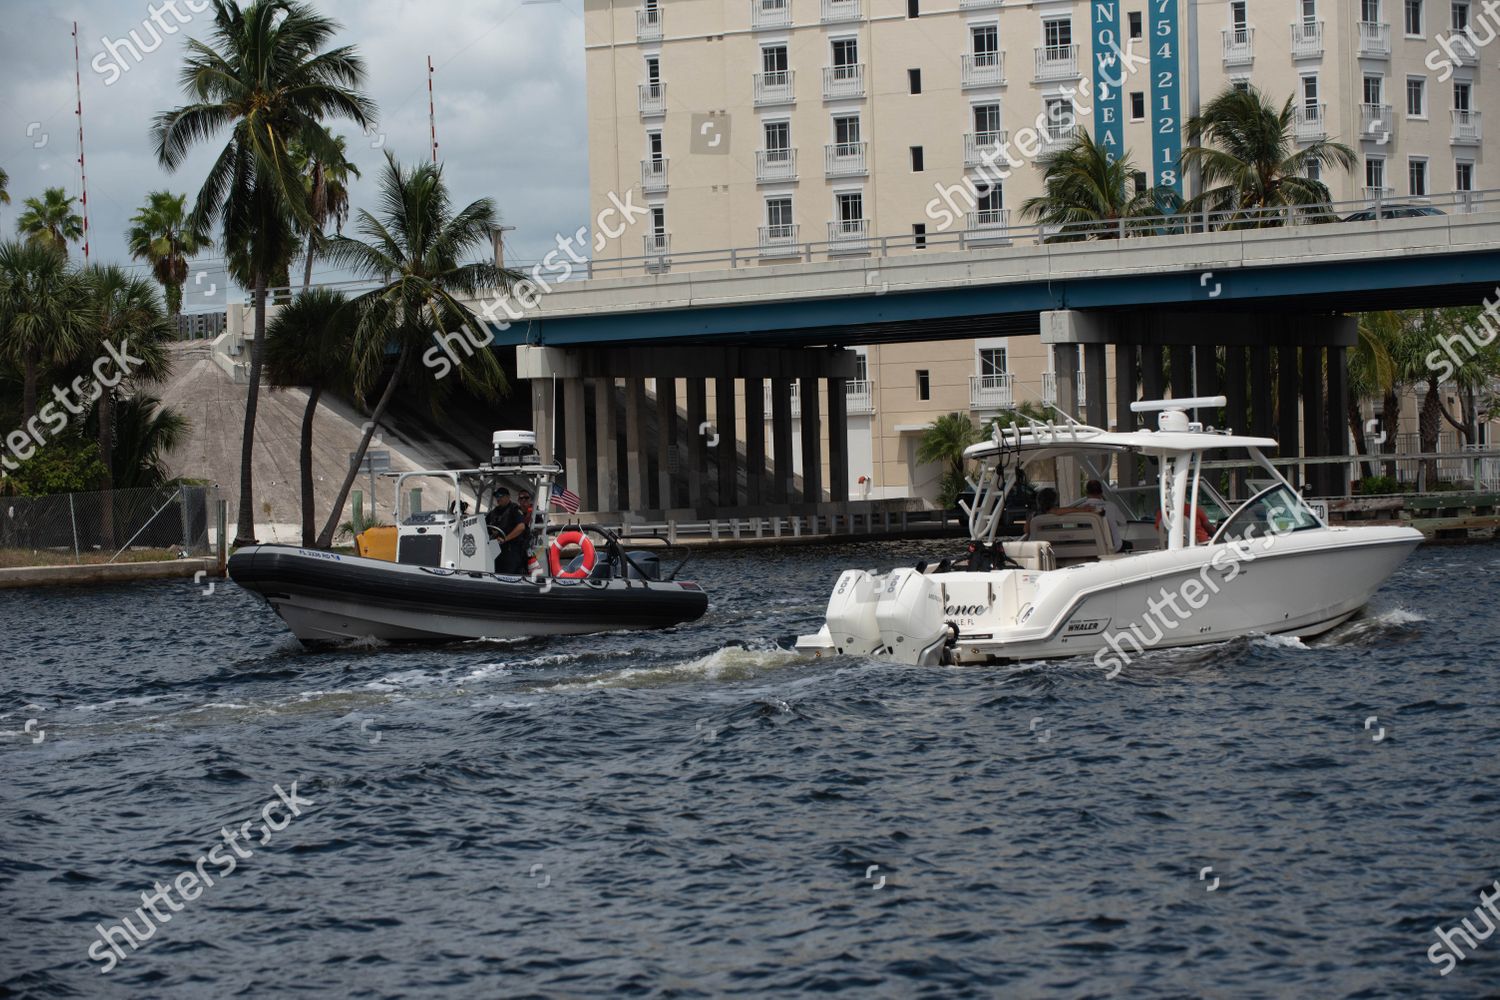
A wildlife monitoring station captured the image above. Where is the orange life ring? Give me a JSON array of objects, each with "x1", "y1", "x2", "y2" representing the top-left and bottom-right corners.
[{"x1": 548, "y1": 530, "x2": 597, "y2": 579}]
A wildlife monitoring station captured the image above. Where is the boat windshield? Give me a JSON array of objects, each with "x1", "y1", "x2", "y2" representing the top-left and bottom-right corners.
[{"x1": 1213, "y1": 483, "x2": 1324, "y2": 544}]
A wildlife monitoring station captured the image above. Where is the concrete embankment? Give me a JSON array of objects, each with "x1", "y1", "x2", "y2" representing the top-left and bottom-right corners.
[{"x1": 0, "y1": 558, "x2": 222, "y2": 590}]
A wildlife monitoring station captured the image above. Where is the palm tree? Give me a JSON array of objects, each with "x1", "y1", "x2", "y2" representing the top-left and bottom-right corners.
[
  {"x1": 1181, "y1": 86, "x2": 1356, "y2": 226},
  {"x1": 0, "y1": 239, "x2": 92, "y2": 420},
  {"x1": 80, "y1": 265, "x2": 175, "y2": 544},
  {"x1": 16, "y1": 187, "x2": 84, "y2": 255},
  {"x1": 1351, "y1": 311, "x2": 1406, "y2": 478},
  {"x1": 152, "y1": 0, "x2": 374, "y2": 546},
  {"x1": 126, "y1": 191, "x2": 209, "y2": 325},
  {"x1": 105, "y1": 393, "x2": 189, "y2": 490},
  {"x1": 264, "y1": 288, "x2": 356, "y2": 545},
  {"x1": 1021, "y1": 130, "x2": 1178, "y2": 240},
  {"x1": 315, "y1": 151, "x2": 518, "y2": 548},
  {"x1": 0, "y1": 166, "x2": 10, "y2": 205},
  {"x1": 290, "y1": 133, "x2": 361, "y2": 290},
  {"x1": 917, "y1": 412, "x2": 981, "y2": 508}
]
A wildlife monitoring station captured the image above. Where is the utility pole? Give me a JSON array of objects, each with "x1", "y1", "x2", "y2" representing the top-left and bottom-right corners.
[
  {"x1": 72, "y1": 21, "x2": 90, "y2": 261},
  {"x1": 427, "y1": 56, "x2": 439, "y2": 164}
]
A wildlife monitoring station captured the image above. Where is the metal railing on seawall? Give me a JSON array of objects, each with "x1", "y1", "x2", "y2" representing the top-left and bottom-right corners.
[{"x1": 579, "y1": 504, "x2": 966, "y2": 548}]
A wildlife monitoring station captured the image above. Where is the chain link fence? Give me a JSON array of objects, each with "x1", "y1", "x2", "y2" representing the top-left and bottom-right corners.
[{"x1": 0, "y1": 484, "x2": 220, "y2": 568}]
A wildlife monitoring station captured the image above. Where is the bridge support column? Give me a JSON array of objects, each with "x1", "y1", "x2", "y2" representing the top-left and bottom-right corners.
[
  {"x1": 715, "y1": 376, "x2": 738, "y2": 505},
  {"x1": 562, "y1": 378, "x2": 589, "y2": 509},
  {"x1": 1142, "y1": 345, "x2": 1165, "y2": 402},
  {"x1": 827, "y1": 375, "x2": 848, "y2": 502},
  {"x1": 624, "y1": 377, "x2": 648, "y2": 511},
  {"x1": 1115, "y1": 343, "x2": 1140, "y2": 486},
  {"x1": 744, "y1": 377, "x2": 765, "y2": 505},
  {"x1": 1170, "y1": 346, "x2": 1194, "y2": 399},
  {"x1": 1083, "y1": 342, "x2": 1108, "y2": 429},
  {"x1": 1302, "y1": 345, "x2": 1326, "y2": 494},
  {"x1": 686, "y1": 379, "x2": 708, "y2": 510},
  {"x1": 1326, "y1": 346, "x2": 1351, "y2": 497},
  {"x1": 593, "y1": 377, "x2": 618, "y2": 512},
  {"x1": 1276, "y1": 345, "x2": 1301, "y2": 484},
  {"x1": 799, "y1": 378, "x2": 822, "y2": 504},
  {"x1": 655, "y1": 377, "x2": 677, "y2": 509},
  {"x1": 771, "y1": 377, "x2": 794, "y2": 503},
  {"x1": 1225, "y1": 347, "x2": 1248, "y2": 497},
  {"x1": 1250, "y1": 345, "x2": 1273, "y2": 438}
]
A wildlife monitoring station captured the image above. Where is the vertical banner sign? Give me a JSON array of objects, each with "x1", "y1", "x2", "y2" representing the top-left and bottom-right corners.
[
  {"x1": 1091, "y1": 2, "x2": 1124, "y2": 162},
  {"x1": 1149, "y1": 0, "x2": 1182, "y2": 193}
]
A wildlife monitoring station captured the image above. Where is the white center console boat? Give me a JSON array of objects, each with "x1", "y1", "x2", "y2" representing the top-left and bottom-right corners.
[{"x1": 796, "y1": 398, "x2": 1421, "y2": 667}]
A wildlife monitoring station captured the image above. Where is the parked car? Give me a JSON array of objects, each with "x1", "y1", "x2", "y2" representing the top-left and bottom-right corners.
[{"x1": 1343, "y1": 203, "x2": 1447, "y2": 222}]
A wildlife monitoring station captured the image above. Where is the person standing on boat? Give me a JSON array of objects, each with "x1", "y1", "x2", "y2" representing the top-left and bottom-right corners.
[
  {"x1": 1071, "y1": 480, "x2": 1127, "y2": 553},
  {"x1": 486, "y1": 487, "x2": 528, "y2": 574},
  {"x1": 517, "y1": 489, "x2": 540, "y2": 576}
]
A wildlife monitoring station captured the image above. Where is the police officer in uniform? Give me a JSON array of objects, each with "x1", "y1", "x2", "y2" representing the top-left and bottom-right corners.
[{"x1": 486, "y1": 487, "x2": 528, "y2": 574}]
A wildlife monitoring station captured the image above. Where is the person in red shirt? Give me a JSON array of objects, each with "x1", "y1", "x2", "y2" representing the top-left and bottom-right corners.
[{"x1": 1155, "y1": 502, "x2": 1213, "y2": 544}]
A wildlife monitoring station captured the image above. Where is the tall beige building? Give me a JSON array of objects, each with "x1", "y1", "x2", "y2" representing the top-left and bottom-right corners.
[{"x1": 584, "y1": 0, "x2": 1495, "y2": 500}]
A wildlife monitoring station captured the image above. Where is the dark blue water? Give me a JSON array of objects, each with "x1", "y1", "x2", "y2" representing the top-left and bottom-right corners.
[{"x1": 3, "y1": 541, "x2": 1499, "y2": 999}]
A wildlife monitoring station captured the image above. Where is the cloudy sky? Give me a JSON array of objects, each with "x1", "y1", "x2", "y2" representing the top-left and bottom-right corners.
[{"x1": 0, "y1": 0, "x2": 586, "y2": 306}]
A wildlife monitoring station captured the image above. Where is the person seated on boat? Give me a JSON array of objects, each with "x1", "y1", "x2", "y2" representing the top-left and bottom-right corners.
[
  {"x1": 1064, "y1": 480, "x2": 1126, "y2": 553},
  {"x1": 486, "y1": 487, "x2": 528, "y2": 574},
  {"x1": 1155, "y1": 502, "x2": 1213, "y2": 545}
]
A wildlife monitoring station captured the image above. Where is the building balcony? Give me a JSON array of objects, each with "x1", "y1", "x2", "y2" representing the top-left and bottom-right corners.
[
  {"x1": 753, "y1": 69, "x2": 795, "y2": 106},
  {"x1": 960, "y1": 0, "x2": 1003, "y2": 6},
  {"x1": 966, "y1": 208, "x2": 1011, "y2": 243},
  {"x1": 1222, "y1": 26, "x2": 1254, "y2": 66},
  {"x1": 1452, "y1": 109, "x2": 1482, "y2": 144},
  {"x1": 1040, "y1": 122, "x2": 1078, "y2": 149},
  {"x1": 969, "y1": 373, "x2": 1015, "y2": 411},
  {"x1": 1357, "y1": 20, "x2": 1390, "y2": 56},
  {"x1": 1362, "y1": 185, "x2": 1395, "y2": 202},
  {"x1": 823, "y1": 63, "x2": 865, "y2": 100},
  {"x1": 750, "y1": 0, "x2": 792, "y2": 29},
  {"x1": 637, "y1": 6, "x2": 662, "y2": 40},
  {"x1": 827, "y1": 218, "x2": 869, "y2": 253},
  {"x1": 643, "y1": 232, "x2": 670, "y2": 273},
  {"x1": 641, "y1": 157, "x2": 668, "y2": 193},
  {"x1": 1290, "y1": 19, "x2": 1324, "y2": 57},
  {"x1": 758, "y1": 224, "x2": 800, "y2": 257},
  {"x1": 1295, "y1": 103, "x2": 1326, "y2": 141},
  {"x1": 1360, "y1": 103, "x2": 1393, "y2": 141},
  {"x1": 821, "y1": 0, "x2": 861, "y2": 23},
  {"x1": 964, "y1": 129, "x2": 1010, "y2": 167},
  {"x1": 1042, "y1": 371, "x2": 1087, "y2": 407},
  {"x1": 756, "y1": 148, "x2": 798, "y2": 182},
  {"x1": 824, "y1": 141, "x2": 868, "y2": 177},
  {"x1": 1033, "y1": 44, "x2": 1079, "y2": 81},
  {"x1": 764, "y1": 378, "x2": 875, "y2": 416},
  {"x1": 638, "y1": 81, "x2": 665, "y2": 118},
  {"x1": 961, "y1": 51, "x2": 1006, "y2": 88}
]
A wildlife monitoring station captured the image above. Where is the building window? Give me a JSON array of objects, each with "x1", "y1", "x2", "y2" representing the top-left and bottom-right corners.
[
  {"x1": 1232, "y1": 78, "x2": 1250, "y2": 92},
  {"x1": 650, "y1": 205, "x2": 666, "y2": 245},
  {"x1": 1130, "y1": 91, "x2": 1146, "y2": 120},
  {"x1": 971, "y1": 24, "x2": 999, "y2": 64},
  {"x1": 907, "y1": 0, "x2": 919, "y2": 15},
  {"x1": 910, "y1": 145, "x2": 924, "y2": 171},
  {"x1": 1230, "y1": 1, "x2": 1248, "y2": 33},
  {"x1": 1407, "y1": 77, "x2": 1426, "y2": 116},
  {"x1": 1043, "y1": 97, "x2": 1075, "y2": 133},
  {"x1": 1453, "y1": 80, "x2": 1472, "y2": 111},
  {"x1": 1132, "y1": 169, "x2": 1148, "y2": 193},
  {"x1": 1301, "y1": 0, "x2": 1318, "y2": 20},
  {"x1": 836, "y1": 191, "x2": 863, "y2": 225},
  {"x1": 1452, "y1": 1, "x2": 1470, "y2": 31},
  {"x1": 908, "y1": 68, "x2": 922, "y2": 94},
  {"x1": 763, "y1": 45, "x2": 788, "y2": 75},
  {"x1": 766, "y1": 196, "x2": 793, "y2": 237},
  {"x1": 832, "y1": 37, "x2": 858, "y2": 69},
  {"x1": 979, "y1": 347, "x2": 1008, "y2": 376},
  {"x1": 764, "y1": 120, "x2": 790, "y2": 157},
  {"x1": 1405, "y1": 0, "x2": 1424, "y2": 34},
  {"x1": 1043, "y1": 18, "x2": 1072, "y2": 49},
  {"x1": 1409, "y1": 157, "x2": 1428, "y2": 196},
  {"x1": 1366, "y1": 156, "x2": 1386, "y2": 190},
  {"x1": 916, "y1": 369, "x2": 930, "y2": 401},
  {"x1": 1363, "y1": 75, "x2": 1384, "y2": 105},
  {"x1": 913, "y1": 223, "x2": 927, "y2": 249},
  {"x1": 647, "y1": 129, "x2": 663, "y2": 162},
  {"x1": 975, "y1": 181, "x2": 1003, "y2": 214},
  {"x1": 646, "y1": 56, "x2": 660, "y2": 84},
  {"x1": 1456, "y1": 160, "x2": 1474, "y2": 191},
  {"x1": 1128, "y1": 11, "x2": 1143, "y2": 38},
  {"x1": 1306, "y1": 159, "x2": 1321, "y2": 182},
  {"x1": 855, "y1": 352, "x2": 869, "y2": 382},
  {"x1": 1360, "y1": 0, "x2": 1380, "y2": 23},
  {"x1": 973, "y1": 102, "x2": 1002, "y2": 135},
  {"x1": 833, "y1": 113, "x2": 861, "y2": 145}
]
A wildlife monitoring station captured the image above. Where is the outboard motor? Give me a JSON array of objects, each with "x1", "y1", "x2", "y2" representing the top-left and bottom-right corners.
[
  {"x1": 822, "y1": 570, "x2": 884, "y2": 656},
  {"x1": 874, "y1": 569, "x2": 953, "y2": 666}
]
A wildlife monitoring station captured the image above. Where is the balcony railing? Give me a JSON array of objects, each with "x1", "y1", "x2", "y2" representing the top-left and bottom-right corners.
[
  {"x1": 641, "y1": 157, "x2": 668, "y2": 193},
  {"x1": 1452, "y1": 109, "x2": 1482, "y2": 144},
  {"x1": 827, "y1": 218, "x2": 869, "y2": 252},
  {"x1": 764, "y1": 379, "x2": 875, "y2": 416},
  {"x1": 1042, "y1": 371, "x2": 1087, "y2": 407},
  {"x1": 1041, "y1": 122, "x2": 1079, "y2": 147},
  {"x1": 961, "y1": 51, "x2": 1006, "y2": 88},
  {"x1": 756, "y1": 148, "x2": 798, "y2": 182},
  {"x1": 643, "y1": 232, "x2": 670, "y2": 256},
  {"x1": 1295, "y1": 103, "x2": 1326, "y2": 141},
  {"x1": 966, "y1": 208, "x2": 1011, "y2": 244},
  {"x1": 1033, "y1": 44, "x2": 1079, "y2": 81},
  {"x1": 1362, "y1": 185, "x2": 1395, "y2": 202},
  {"x1": 753, "y1": 69, "x2": 795, "y2": 106},
  {"x1": 959, "y1": 0, "x2": 1002, "y2": 7},
  {"x1": 1222, "y1": 26, "x2": 1254, "y2": 65},
  {"x1": 751, "y1": 0, "x2": 792, "y2": 29},
  {"x1": 758, "y1": 223, "x2": 800, "y2": 257},
  {"x1": 964, "y1": 129, "x2": 1010, "y2": 167},
  {"x1": 1290, "y1": 19, "x2": 1324, "y2": 57},
  {"x1": 821, "y1": 0, "x2": 861, "y2": 23},
  {"x1": 638, "y1": 81, "x2": 665, "y2": 117},
  {"x1": 969, "y1": 373, "x2": 1014, "y2": 411},
  {"x1": 1358, "y1": 20, "x2": 1390, "y2": 56},
  {"x1": 824, "y1": 141, "x2": 868, "y2": 177},
  {"x1": 823, "y1": 63, "x2": 865, "y2": 100},
  {"x1": 637, "y1": 6, "x2": 662, "y2": 40},
  {"x1": 1360, "y1": 103, "x2": 1393, "y2": 141}
]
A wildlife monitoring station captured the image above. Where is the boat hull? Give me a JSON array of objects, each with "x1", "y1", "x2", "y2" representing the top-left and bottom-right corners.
[{"x1": 228, "y1": 545, "x2": 709, "y2": 644}]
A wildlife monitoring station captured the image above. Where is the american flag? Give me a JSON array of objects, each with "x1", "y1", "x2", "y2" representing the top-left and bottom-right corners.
[{"x1": 551, "y1": 478, "x2": 582, "y2": 514}]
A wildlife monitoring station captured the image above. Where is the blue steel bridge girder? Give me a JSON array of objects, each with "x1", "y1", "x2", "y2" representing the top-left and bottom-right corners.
[{"x1": 493, "y1": 249, "x2": 1500, "y2": 348}]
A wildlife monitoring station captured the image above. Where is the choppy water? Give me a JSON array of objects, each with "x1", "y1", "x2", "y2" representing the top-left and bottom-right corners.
[{"x1": 3, "y1": 541, "x2": 1499, "y2": 999}]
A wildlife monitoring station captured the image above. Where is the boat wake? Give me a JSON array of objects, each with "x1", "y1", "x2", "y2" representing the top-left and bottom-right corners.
[{"x1": 536, "y1": 643, "x2": 802, "y2": 692}]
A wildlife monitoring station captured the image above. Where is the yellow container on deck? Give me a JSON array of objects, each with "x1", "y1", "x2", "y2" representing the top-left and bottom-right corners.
[{"x1": 356, "y1": 525, "x2": 397, "y2": 561}]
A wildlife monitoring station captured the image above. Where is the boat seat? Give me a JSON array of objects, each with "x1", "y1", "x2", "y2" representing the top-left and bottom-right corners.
[
  {"x1": 1000, "y1": 540, "x2": 1056, "y2": 571},
  {"x1": 1027, "y1": 513, "x2": 1111, "y2": 566}
]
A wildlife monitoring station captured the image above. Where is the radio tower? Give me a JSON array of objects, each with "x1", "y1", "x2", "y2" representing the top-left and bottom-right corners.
[
  {"x1": 72, "y1": 21, "x2": 91, "y2": 261},
  {"x1": 427, "y1": 56, "x2": 439, "y2": 164}
]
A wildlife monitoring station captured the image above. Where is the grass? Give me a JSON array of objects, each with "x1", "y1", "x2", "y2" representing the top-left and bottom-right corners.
[{"x1": 0, "y1": 548, "x2": 193, "y2": 569}]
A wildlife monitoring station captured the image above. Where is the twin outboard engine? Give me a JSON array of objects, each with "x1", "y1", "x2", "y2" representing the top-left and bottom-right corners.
[{"x1": 821, "y1": 568, "x2": 953, "y2": 665}]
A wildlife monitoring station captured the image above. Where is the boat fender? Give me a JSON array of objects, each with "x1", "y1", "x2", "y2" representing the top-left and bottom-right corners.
[{"x1": 549, "y1": 531, "x2": 598, "y2": 579}]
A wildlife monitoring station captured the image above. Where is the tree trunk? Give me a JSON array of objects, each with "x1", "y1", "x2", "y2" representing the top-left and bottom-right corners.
[
  {"x1": 166, "y1": 282, "x2": 183, "y2": 336},
  {"x1": 302, "y1": 230, "x2": 316, "y2": 291},
  {"x1": 233, "y1": 273, "x2": 268, "y2": 547},
  {"x1": 1419, "y1": 379, "x2": 1443, "y2": 487},
  {"x1": 21, "y1": 354, "x2": 38, "y2": 424},
  {"x1": 316, "y1": 347, "x2": 410, "y2": 549},
  {"x1": 1347, "y1": 398, "x2": 1374, "y2": 481},
  {"x1": 1381, "y1": 389, "x2": 1400, "y2": 480},
  {"x1": 98, "y1": 389, "x2": 115, "y2": 549},
  {"x1": 299, "y1": 385, "x2": 322, "y2": 547}
]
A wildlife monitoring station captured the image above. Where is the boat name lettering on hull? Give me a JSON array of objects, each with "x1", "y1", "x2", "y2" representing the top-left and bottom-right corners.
[
  {"x1": 944, "y1": 604, "x2": 989, "y2": 617},
  {"x1": 1064, "y1": 618, "x2": 1110, "y2": 635}
]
